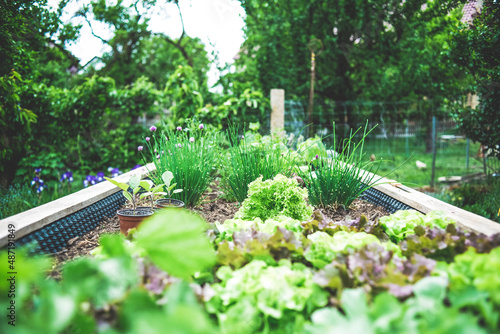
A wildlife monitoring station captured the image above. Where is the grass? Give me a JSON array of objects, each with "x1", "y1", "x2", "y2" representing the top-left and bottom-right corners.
[{"x1": 359, "y1": 137, "x2": 484, "y2": 187}]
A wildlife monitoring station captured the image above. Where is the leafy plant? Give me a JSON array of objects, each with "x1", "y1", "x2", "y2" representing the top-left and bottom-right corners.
[
  {"x1": 142, "y1": 121, "x2": 221, "y2": 207},
  {"x1": 139, "y1": 171, "x2": 183, "y2": 209},
  {"x1": 206, "y1": 259, "x2": 328, "y2": 333},
  {"x1": 234, "y1": 174, "x2": 313, "y2": 221},
  {"x1": 298, "y1": 123, "x2": 383, "y2": 209},
  {"x1": 225, "y1": 125, "x2": 298, "y2": 203},
  {"x1": 379, "y1": 210, "x2": 454, "y2": 243},
  {"x1": 104, "y1": 174, "x2": 144, "y2": 213}
]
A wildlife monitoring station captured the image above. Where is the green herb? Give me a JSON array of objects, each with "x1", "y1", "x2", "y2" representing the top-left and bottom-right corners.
[{"x1": 299, "y1": 123, "x2": 383, "y2": 209}]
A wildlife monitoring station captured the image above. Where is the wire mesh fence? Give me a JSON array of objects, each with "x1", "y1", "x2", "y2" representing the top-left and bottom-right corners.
[{"x1": 284, "y1": 99, "x2": 498, "y2": 186}]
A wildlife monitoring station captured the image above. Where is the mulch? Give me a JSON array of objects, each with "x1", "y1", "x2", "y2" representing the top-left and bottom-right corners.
[{"x1": 47, "y1": 186, "x2": 389, "y2": 278}]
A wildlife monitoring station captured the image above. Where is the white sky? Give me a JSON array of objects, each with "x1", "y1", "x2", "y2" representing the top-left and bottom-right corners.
[{"x1": 49, "y1": 0, "x2": 246, "y2": 89}]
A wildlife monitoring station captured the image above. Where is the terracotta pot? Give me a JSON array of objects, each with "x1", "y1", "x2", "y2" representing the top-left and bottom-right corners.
[
  {"x1": 155, "y1": 198, "x2": 185, "y2": 209},
  {"x1": 117, "y1": 208, "x2": 154, "y2": 236}
]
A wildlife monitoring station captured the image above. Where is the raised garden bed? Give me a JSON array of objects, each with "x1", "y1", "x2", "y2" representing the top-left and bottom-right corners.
[{"x1": 2, "y1": 163, "x2": 500, "y2": 333}]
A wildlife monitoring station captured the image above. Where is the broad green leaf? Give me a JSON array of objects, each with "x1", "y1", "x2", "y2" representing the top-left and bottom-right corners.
[
  {"x1": 133, "y1": 187, "x2": 140, "y2": 195},
  {"x1": 140, "y1": 180, "x2": 153, "y2": 191},
  {"x1": 129, "y1": 174, "x2": 141, "y2": 189},
  {"x1": 134, "y1": 210, "x2": 216, "y2": 278},
  {"x1": 162, "y1": 171, "x2": 174, "y2": 187},
  {"x1": 104, "y1": 176, "x2": 129, "y2": 191},
  {"x1": 123, "y1": 190, "x2": 133, "y2": 202},
  {"x1": 140, "y1": 192, "x2": 153, "y2": 199}
]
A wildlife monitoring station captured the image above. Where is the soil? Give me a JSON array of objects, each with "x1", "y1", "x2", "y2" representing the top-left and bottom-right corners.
[{"x1": 47, "y1": 187, "x2": 390, "y2": 279}]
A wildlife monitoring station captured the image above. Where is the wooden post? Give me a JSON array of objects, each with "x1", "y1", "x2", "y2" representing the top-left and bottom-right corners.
[{"x1": 270, "y1": 89, "x2": 285, "y2": 135}]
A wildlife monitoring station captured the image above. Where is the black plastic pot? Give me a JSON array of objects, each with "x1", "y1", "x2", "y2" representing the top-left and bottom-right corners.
[{"x1": 155, "y1": 198, "x2": 185, "y2": 209}]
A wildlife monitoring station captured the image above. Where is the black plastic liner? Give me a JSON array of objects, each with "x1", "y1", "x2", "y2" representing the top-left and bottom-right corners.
[
  {"x1": 360, "y1": 186, "x2": 416, "y2": 213},
  {"x1": 16, "y1": 191, "x2": 125, "y2": 255}
]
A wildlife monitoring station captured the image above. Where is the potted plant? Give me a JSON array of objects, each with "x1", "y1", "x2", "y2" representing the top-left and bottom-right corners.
[
  {"x1": 155, "y1": 171, "x2": 185, "y2": 208},
  {"x1": 104, "y1": 174, "x2": 153, "y2": 236},
  {"x1": 139, "y1": 178, "x2": 167, "y2": 212}
]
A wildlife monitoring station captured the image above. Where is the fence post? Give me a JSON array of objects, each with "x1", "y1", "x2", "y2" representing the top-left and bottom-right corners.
[
  {"x1": 466, "y1": 138, "x2": 470, "y2": 169},
  {"x1": 431, "y1": 116, "x2": 437, "y2": 188},
  {"x1": 270, "y1": 89, "x2": 285, "y2": 135}
]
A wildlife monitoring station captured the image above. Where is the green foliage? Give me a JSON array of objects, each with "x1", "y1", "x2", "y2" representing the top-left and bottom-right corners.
[
  {"x1": 104, "y1": 174, "x2": 143, "y2": 212},
  {"x1": 443, "y1": 177, "x2": 500, "y2": 223},
  {"x1": 233, "y1": 0, "x2": 467, "y2": 104},
  {"x1": 304, "y1": 231, "x2": 399, "y2": 269},
  {"x1": 299, "y1": 124, "x2": 382, "y2": 208},
  {"x1": 0, "y1": 70, "x2": 37, "y2": 185},
  {"x1": 379, "y1": 210, "x2": 455, "y2": 243},
  {"x1": 304, "y1": 279, "x2": 489, "y2": 334},
  {"x1": 225, "y1": 126, "x2": 298, "y2": 203},
  {"x1": 199, "y1": 89, "x2": 270, "y2": 130},
  {"x1": 135, "y1": 210, "x2": 216, "y2": 279},
  {"x1": 0, "y1": 184, "x2": 39, "y2": 219},
  {"x1": 450, "y1": 1, "x2": 500, "y2": 158},
  {"x1": 143, "y1": 121, "x2": 222, "y2": 207},
  {"x1": 235, "y1": 174, "x2": 313, "y2": 221},
  {"x1": 207, "y1": 259, "x2": 328, "y2": 333},
  {"x1": 0, "y1": 209, "x2": 217, "y2": 333},
  {"x1": 165, "y1": 66, "x2": 204, "y2": 125}
]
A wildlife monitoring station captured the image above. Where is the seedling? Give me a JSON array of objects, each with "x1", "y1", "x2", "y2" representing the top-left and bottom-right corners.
[
  {"x1": 104, "y1": 174, "x2": 143, "y2": 214},
  {"x1": 139, "y1": 179, "x2": 168, "y2": 209},
  {"x1": 160, "y1": 171, "x2": 183, "y2": 203}
]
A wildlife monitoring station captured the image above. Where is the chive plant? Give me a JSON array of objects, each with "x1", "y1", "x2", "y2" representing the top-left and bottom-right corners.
[
  {"x1": 299, "y1": 123, "x2": 383, "y2": 209},
  {"x1": 141, "y1": 123, "x2": 221, "y2": 207},
  {"x1": 225, "y1": 125, "x2": 299, "y2": 203}
]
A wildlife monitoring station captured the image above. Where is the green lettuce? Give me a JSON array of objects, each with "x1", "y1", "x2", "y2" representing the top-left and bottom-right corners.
[
  {"x1": 379, "y1": 210, "x2": 454, "y2": 243},
  {"x1": 207, "y1": 259, "x2": 328, "y2": 333},
  {"x1": 305, "y1": 231, "x2": 400, "y2": 268},
  {"x1": 235, "y1": 174, "x2": 313, "y2": 221}
]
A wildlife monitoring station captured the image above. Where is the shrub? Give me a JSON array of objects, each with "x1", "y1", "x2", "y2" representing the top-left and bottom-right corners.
[{"x1": 235, "y1": 174, "x2": 313, "y2": 221}]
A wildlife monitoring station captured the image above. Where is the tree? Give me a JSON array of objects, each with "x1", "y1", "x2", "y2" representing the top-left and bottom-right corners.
[
  {"x1": 450, "y1": 1, "x2": 500, "y2": 158},
  {"x1": 235, "y1": 2, "x2": 465, "y2": 98},
  {"x1": 78, "y1": 0, "x2": 210, "y2": 89}
]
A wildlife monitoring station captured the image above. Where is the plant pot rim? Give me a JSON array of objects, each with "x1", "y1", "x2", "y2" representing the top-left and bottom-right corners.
[
  {"x1": 155, "y1": 198, "x2": 185, "y2": 208},
  {"x1": 117, "y1": 208, "x2": 154, "y2": 217}
]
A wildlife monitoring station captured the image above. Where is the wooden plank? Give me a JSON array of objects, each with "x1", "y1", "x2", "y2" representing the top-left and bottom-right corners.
[
  {"x1": 0, "y1": 164, "x2": 156, "y2": 248},
  {"x1": 370, "y1": 177, "x2": 500, "y2": 236}
]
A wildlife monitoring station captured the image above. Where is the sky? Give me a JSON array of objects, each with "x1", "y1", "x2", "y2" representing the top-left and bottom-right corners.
[{"x1": 48, "y1": 0, "x2": 246, "y2": 88}]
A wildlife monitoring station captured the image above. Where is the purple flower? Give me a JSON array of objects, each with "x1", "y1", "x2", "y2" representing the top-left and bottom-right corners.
[
  {"x1": 31, "y1": 176, "x2": 40, "y2": 185},
  {"x1": 34, "y1": 168, "x2": 42, "y2": 173},
  {"x1": 96, "y1": 172, "x2": 105, "y2": 182},
  {"x1": 154, "y1": 148, "x2": 157, "y2": 153},
  {"x1": 156, "y1": 154, "x2": 160, "y2": 159},
  {"x1": 189, "y1": 137, "x2": 195, "y2": 143},
  {"x1": 176, "y1": 143, "x2": 183, "y2": 148},
  {"x1": 108, "y1": 168, "x2": 121, "y2": 178},
  {"x1": 146, "y1": 137, "x2": 150, "y2": 142},
  {"x1": 176, "y1": 126, "x2": 182, "y2": 131},
  {"x1": 315, "y1": 154, "x2": 319, "y2": 159},
  {"x1": 60, "y1": 171, "x2": 74, "y2": 183},
  {"x1": 150, "y1": 126, "x2": 157, "y2": 132},
  {"x1": 199, "y1": 124, "x2": 205, "y2": 129},
  {"x1": 131, "y1": 164, "x2": 142, "y2": 170},
  {"x1": 241, "y1": 135, "x2": 245, "y2": 139},
  {"x1": 138, "y1": 146, "x2": 144, "y2": 151}
]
